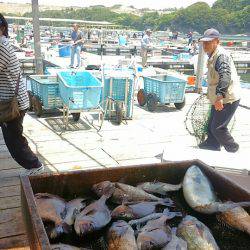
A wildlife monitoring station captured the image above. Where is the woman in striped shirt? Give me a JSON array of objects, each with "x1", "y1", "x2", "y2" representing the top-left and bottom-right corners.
[{"x1": 0, "y1": 14, "x2": 43, "y2": 175}]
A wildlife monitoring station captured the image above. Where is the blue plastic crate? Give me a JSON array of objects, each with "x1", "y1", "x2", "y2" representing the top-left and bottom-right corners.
[
  {"x1": 143, "y1": 75, "x2": 186, "y2": 104},
  {"x1": 58, "y1": 71, "x2": 102, "y2": 110},
  {"x1": 100, "y1": 76, "x2": 134, "y2": 119},
  {"x1": 29, "y1": 75, "x2": 62, "y2": 109}
]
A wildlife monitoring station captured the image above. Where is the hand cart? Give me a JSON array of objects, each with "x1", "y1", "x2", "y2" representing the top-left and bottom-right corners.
[
  {"x1": 57, "y1": 71, "x2": 104, "y2": 131},
  {"x1": 137, "y1": 74, "x2": 186, "y2": 112}
]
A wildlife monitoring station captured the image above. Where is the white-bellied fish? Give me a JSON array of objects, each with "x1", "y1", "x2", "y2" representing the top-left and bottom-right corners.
[{"x1": 183, "y1": 165, "x2": 250, "y2": 214}]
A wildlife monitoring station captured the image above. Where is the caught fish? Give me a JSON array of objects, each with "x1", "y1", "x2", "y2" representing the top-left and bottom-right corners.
[
  {"x1": 137, "y1": 215, "x2": 172, "y2": 250},
  {"x1": 92, "y1": 181, "x2": 163, "y2": 204},
  {"x1": 111, "y1": 200, "x2": 173, "y2": 220},
  {"x1": 137, "y1": 181, "x2": 182, "y2": 195},
  {"x1": 162, "y1": 227, "x2": 187, "y2": 250},
  {"x1": 74, "y1": 195, "x2": 111, "y2": 236},
  {"x1": 35, "y1": 193, "x2": 71, "y2": 238},
  {"x1": 64, "y1": 198, "x2": 87, "y2": 225},
  {"x1": 217, "y1": 206, "x2": 250, "y2": 236},
  {"x1": 50, "y1": 243, "x2": 83, "y2": 250},
  {"x1": 183, "y1": 165, "x2": 250, "y2": 214},
  {"x1": 107, "y1": 220, "x2": 138, "y2": 250},
  {"x1": 177, "y1": 215, "x2": 219, "y2": 250},
  {"x1": 129, "y1": 208, "x2": 182, "y2": 227}
]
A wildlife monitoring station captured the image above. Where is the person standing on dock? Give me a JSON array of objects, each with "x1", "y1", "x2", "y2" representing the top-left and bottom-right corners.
[
  {"x1": 141, "y1": 29, "x2": 152, "y2": 67},
  {"x1": 199, "y1": 28, "x2": 241, "y2": 153},
  {"x1": 69, "y1": 23, "x2": 84, "y2": 68},
  {"x1": 0, "y1": 14, "x2": 43, "y2": 175}
]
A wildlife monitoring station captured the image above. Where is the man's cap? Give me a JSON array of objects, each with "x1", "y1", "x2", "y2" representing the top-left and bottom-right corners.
[
  {"x1": 200, "y1": 28, "x2": 220, "y2": 42},
  {"x1": 146, "y1": 29, "x2": 152, "y2": 33}
]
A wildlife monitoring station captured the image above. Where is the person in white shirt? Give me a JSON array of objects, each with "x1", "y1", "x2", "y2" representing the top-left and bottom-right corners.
[{"x1": 141, "y1": 29, "x2": 152, "y2": 67}]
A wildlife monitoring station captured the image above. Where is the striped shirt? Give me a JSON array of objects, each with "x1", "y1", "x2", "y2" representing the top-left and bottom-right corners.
[{"x1": 0, "y1": 36, "x2": 29, "y2": 110}]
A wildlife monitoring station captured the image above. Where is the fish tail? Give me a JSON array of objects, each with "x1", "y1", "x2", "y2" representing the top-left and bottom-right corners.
[
  {"x1": 235, "y1": 201, "x2": 250, "y2": 207},
  {"x1": 218, "y1": 201, "x2": 250, "y2": 212}
]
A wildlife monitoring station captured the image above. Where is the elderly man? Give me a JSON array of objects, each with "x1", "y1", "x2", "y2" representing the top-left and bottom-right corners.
[
  {"x1": 69, "y1": 23, "x2": 84, "y2": 68},
  {"x1": 199, "y1": 28, "x2": 241, "y2": 152},
  {"x1": 141, "y1": 29, "x2": 152, "y2": 67}
]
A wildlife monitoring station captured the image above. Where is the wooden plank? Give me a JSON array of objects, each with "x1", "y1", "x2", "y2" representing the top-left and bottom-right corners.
[
  {"x1": 0, "y1": 207, "x2": 21, "y2": 224},
  {"x1": 0, "y1": 177, "x2": 20, "y2": 188},
  {"x1": 0, "y1": 158, "x2": 21, "y2": 171},
  {"x1": 0, "y1": 169, "x2": 21, "y2": 179},
  {"x1": 0, "y1": 196, "x2": 21, "y2": 210},
  {"x1": 0, "y1": 151, "x2": 11, "y2": 159},
  {"x1": 0, "y1": 208, "x2": 26, "y2": 238},
  {"x1": 0, "y1": 234, "x2": 29, "y2": 249},
  {"x1": 0, "y1": 185, "x2": 20, "y2": 198}
]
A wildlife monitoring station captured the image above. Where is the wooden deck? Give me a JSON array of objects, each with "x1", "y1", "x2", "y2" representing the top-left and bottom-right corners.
[{"x1": 0, "y1": 93, "x2": 250, "y2": 249}]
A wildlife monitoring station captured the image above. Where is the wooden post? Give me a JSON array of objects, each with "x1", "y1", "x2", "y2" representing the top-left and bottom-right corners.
[
  {"x1": 31, "y1": 0, "x2": 43, "y2": 74},
  {"x1": 195, "y1": 42, "x2": 206, "y2": 93}
]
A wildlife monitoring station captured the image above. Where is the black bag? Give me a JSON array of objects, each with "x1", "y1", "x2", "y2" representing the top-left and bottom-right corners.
[{"x1": 0, "y1": 74, "x2": 20, "y2": 123}]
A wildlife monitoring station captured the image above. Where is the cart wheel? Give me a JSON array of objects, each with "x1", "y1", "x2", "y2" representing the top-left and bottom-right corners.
[
  {"x1": 115, "y1": 102, "x2": 123, "y2": 125},
  {"x1": 27, "y1": 91, "x2": 33, "y2": 111},
  {"x1": 147, "y1": 93, "x2": 158, "y2": 112},
  {"x1": 174, "y1": 97, "x2": 186, "y2": 110},
  {"x1": 137, "y1": 89, "x2": 147, "y2": 106},
  {"x1": 72, "y1": 113, "x2": 81, "y2": 122},
  {"x1": 32, "y1": 96, "x2": 43, "y2": 117}
]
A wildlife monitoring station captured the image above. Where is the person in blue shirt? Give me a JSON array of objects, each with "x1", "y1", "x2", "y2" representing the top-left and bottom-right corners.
[{"x1": 69, "y1": 23, "x2": 84, "y2": 68}]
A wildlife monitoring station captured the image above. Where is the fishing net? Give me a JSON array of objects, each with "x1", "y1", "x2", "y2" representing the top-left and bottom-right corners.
[{"x1": 185, "y1": 94, "x2": 235, "y2": 145}]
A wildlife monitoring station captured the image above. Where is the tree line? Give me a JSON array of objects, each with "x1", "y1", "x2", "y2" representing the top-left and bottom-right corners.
[{"x1": 9, "y1": 0, "x2": 250, "y2": 34}]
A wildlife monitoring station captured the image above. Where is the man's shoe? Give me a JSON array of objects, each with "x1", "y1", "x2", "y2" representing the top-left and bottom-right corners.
[
  {"x1": 22, "y1": 165, "x2": 45, "y2": 176},
  {"x1": 198, "y1": 141, "x2": 221, "y2": 151},
  {"x1": 224, "y1": 142, "x2": 239, "y2": 153}
]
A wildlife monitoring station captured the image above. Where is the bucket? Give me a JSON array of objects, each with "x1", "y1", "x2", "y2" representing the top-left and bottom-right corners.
[
  {"x1": 137, "y1": 66, "x2": 143, "y2": 72},
  {"x1": 58, "y1": 44, "x2": 71, "y2": 57},
  {"x1": 187, "y1": 75, "x2": 196, "y2": 86}
]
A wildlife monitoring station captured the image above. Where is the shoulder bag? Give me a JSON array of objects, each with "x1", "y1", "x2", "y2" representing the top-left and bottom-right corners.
[{"x1": 0, "y1": 74, "x2": 21, "y2": 123}]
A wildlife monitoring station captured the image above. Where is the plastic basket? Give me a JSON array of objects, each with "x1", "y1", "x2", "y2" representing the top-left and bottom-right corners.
[
  {"x1": 58, "y1": 44, "x2": 71, "y2": 57},
  {"x1": 58, "y1": 71, "x2": 102, "y2": 110},
  {"x1": 29, "y1": 75, "x2": 62, "y2": 109},
  {"x1": 143, "y1": 75, "x2": 186, "y2": 104}
]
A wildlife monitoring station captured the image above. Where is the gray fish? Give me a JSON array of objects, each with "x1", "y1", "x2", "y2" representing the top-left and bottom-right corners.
[
  {"x1": 129, "y1": 208, "x2": 182, "y2": 227},
  {"x1": 64, "y1": 198, "x2": 87, "y2": 225},
  {"x1": 137, "y1": 215, "x2": 172, "y2": 250},
  {"x1": 35, "y1": 193, "x2": 71, "y2": 238},
  {"x1": 216, "y1": 206, "x2": 250, "y2": 236},
  {"x1": 74, "y1": 195, "x2": 111, "y2": 236},
  {"x1": 183, "y1": 165, "x2": 250, "y2": 214},
  {"x1": 111, "y1": 200, "x2": 173, "y2": 220},
  {"x1": 177, "y1": 215, "x2": 219, "y2": 250},
  {"x1": 137, "y1": 182, "x2": 182, "y2": 195},
  {"x1": 162, "y1": 227, "x2": 187, "y2": 250},
  {"x1": 107, "y1": 220, "x2": 138, "y2": 250},
  {"x1": 92, "y1": 181, "x2": 163, "y2": 204}
]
